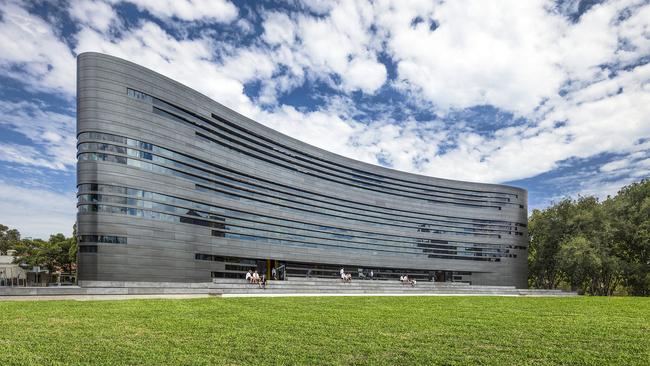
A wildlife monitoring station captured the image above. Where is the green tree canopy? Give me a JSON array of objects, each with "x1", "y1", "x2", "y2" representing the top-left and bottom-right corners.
[
  {"x1": 10, "y1": 226, "x2": 77, "y2": 273},
  {"x1": 529, "y1": 179, "x2": 650, "y2": 296},
  {"x1": 0, "y1": 224, "x2": 21, "y2": 255}
]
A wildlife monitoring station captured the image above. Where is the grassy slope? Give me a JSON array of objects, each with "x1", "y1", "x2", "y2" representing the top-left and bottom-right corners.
[{"x1": 0, "y1": 296, "x2": 648, "y2": 365}]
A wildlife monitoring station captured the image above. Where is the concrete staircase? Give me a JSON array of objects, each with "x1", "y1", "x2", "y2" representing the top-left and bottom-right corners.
[
  {"x1": 211, "y1": 277, "x2": 577, "y2": 296},
  {"x1": 0, "y1": 279, "x2": 577, "y2": 299}
]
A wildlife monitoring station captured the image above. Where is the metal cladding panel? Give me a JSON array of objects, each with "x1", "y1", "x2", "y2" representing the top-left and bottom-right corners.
[{"x1": 76, "y1": 52, "x2": 529, "y2": 288}]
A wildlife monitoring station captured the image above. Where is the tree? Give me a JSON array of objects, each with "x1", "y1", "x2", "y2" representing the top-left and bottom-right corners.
[
  {"x1": 11, "y1": 226, "x2": 78, "y2": 274},
  {"x1": 528, "y1": 179, "x2": 650, "y2": 296},
  {"x1": 528, "y1": 198, "x2": 576, "y2": 289},
  {"x1": 607, "y1": 180, "x2": 650, "y2": 296},
  {"x1": 556, "y1": 236, "x2": 599, "y2": 293},
  {"x1": 13, "y1": 238, "x2": 59, "y2": 271},
  {"x1": 0, "y1": 224, "x2": 21, "y2": 255}
]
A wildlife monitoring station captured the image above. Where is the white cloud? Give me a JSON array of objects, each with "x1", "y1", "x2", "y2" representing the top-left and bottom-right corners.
[
  {"x1": 260, "y1": 2, "x2": 387, "y2": 97},
  {"x1": 299, "y1": 0, "x2": 337, "y2": 15},
  {"x1": 0, "y1": 182, "x2": 76, "y2": 239},
  {"x1": 69, "y1": 0, "x2": 117, "y2": 32},
  {"x1": 0, "y1": 1, "x2": 76, "y2": 95},
  {"x1": 0, "y1": 101, "x2": 76, "y2": 170},
  {"x1": 555, "y1": 150, "x2": 650, "y2": 205},
  {"x1": 377, "y1": 0, "x2": 567, "y2": 115},
  {"x1": 411, "y1": 60, "x2": 650, "y2": 184},
  {"x1": 119, "y1": 0, "x2": 238, "y2": 23},
  {"x1": 220, "y1": 48, "x2": 277, "y2": 84},
  {"x1": 558, "y1": 1, "x2": 620, "y2": 81},
  {"x1": 0, "y1": 144, "x2": 61, "y2": 169},
  {"x1": 600, "y1": 139, "x2": 650, "y2": 173},
  {"x1": 341, "y1": 56, "x2": 387, "y2": 93},
  {"x1": 262, "y1": 12, "x2": 296, "y2": 45}
]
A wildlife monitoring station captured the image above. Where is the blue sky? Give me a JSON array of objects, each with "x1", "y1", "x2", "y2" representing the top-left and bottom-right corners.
[{"x1": 0, "y1": 0, "x2": 649, "y2": 238}]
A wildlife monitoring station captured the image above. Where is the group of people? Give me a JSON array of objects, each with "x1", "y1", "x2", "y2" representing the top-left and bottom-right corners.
[
  {"x1": 400, "y1": 275, "x2": 417, "y2": 287},
  {"x1": 245, "y1": 270, "x2": 267, "y2": 289},
  {"x1": 244, "y1": 267, "x2": 418, "y2": 288},
  {"x1": 340, "y1": 268, "x2": 353, "y2": 282},
  {"x1": 358, "y1": 270, "x2": 374, "y2": 280}
]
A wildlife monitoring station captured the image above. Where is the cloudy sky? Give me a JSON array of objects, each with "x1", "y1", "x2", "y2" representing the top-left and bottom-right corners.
[{"x1": 0, "y1": 0, "x2": 649, "y2": 238}]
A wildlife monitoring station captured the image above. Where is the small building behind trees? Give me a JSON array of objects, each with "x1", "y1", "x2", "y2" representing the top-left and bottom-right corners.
[{"x1": 0, "y1": 250, "x2": 27, "y2": 286}]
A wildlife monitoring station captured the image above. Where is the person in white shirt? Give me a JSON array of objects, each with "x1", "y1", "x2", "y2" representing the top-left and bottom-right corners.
[
  {"x1": 252, "y1": 270, "x2": 260, "y2": 284},
  {"x1": 245, "y1": 270, "x2": 253, "y2": 283},
  {"x1": 340, "y1": 268, "x2": 345, "y2": 281}
]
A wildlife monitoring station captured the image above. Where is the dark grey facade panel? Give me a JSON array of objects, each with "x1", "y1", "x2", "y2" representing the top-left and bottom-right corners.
[{"x1": 76, "y1": 52, "x2": 529, "y2": 288}]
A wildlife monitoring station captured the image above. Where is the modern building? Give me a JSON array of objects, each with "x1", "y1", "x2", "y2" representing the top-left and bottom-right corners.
[{"x1": 76, "y1": 53, "x2": 529, "y2": 288}]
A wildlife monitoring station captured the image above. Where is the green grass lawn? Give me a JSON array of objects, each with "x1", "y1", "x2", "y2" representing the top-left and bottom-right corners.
[{"x1": 0, "y1": 296, "x2": 648, "y2": 365}]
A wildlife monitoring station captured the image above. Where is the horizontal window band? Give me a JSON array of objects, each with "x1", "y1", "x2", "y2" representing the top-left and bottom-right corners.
[
  {"x1": 76, "y1": 132, "x2": 523, "y2": 224},
  {"x1": 76, "y1": 151, "x2": 517, "y2": 236},
  {"x1": 79, "y1": 245, "x2": 98, "y2": 253},
  {"x1": 79, "y1": 235, "x2": 127, "y2": 244},
  {"x1": 80, "y1": 189, "x2": 516, "y2": 249},
  {"x1": 77, "y1": 136, "x2": 504, "y2": 224},
  {"x1": 77, "y1": 134, "x2": 526, "y2": 230},
  {"x1": 77, "y1": 192, "x2": 516, "y2": 254},
  {"x1": 77, "y1": 180, "x2": 525, "y2": 244},
  {"x1": 126, "y1": 88, "x2": 519, "y2": 200},
  {"x1": 79, "y1": 204, "x2": 438, "y2": 257},
  {"x1": 77, "y1": 203, "x2": 499, "y2": 261},
  {"x1": 77, "y1": 186, "x2": 524, "y2": 251},
  {"x1": 77, "y1": 151, "x2": 511, "y2": 236},
  {"x1": 195, "y1": 184, "x2": 508, "y2": 237}
]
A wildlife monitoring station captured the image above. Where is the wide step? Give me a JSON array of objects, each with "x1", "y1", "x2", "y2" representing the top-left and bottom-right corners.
[{"x1": 210, "y1": 279, "x2": 576, "y2": 296}]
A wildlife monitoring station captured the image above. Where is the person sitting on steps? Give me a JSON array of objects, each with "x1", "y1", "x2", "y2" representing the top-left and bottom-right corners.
[
  {"x1": 259, "y1": 274, "x2": 267, "y2": 289},
  {"x1": 401, "y1": 275, "x2": 410, "y2": 285},
  {"x1": 245, "y1": 270, "x2": 253, "y2": 283}
]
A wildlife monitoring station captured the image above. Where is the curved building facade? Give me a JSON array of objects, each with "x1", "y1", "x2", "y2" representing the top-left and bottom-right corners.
[{"x1": 77, "y1": 53, "x2": 529, "y2": 288}]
